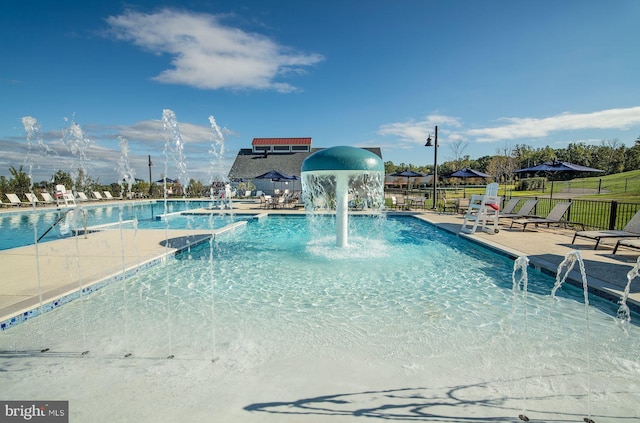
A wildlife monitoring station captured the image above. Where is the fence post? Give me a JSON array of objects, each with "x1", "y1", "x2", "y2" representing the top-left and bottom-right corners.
[{"x1": 608, "y1": 200, "x2": 618, "y2": 230}]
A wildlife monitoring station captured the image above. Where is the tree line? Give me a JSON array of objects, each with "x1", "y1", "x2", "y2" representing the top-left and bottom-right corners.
[
  {"x1": 3, "y1": 137, "x2": 639, "y2": 198},
  {"x1": 0, "y1": 167, "x2": 210, "y2": 199},
  {"x1": 385, "y1": 137, "x2": 640, "y2": 184}
]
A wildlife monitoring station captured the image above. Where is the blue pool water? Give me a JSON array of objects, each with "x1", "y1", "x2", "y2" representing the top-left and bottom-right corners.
[
  {"x1": 1, "y1": 215, "x2": 639, "y2": 421},
  {"x1": 0, "y1": 200, "x2": 233, "y2": 250}
]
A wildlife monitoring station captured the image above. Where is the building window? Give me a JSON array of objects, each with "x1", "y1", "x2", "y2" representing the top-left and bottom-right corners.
[
  {"x1": 292, "y1": 145, "x2": 309, "y2": 151},
  {"x1": 273, "y1": 146, "x2": 290, "y2": 152}
]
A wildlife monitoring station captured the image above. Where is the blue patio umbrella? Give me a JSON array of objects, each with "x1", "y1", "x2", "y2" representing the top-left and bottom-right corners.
[
  {"x1": 446, "y1": 168, "x2": 492, "y2": 196},
  {"x1": 255, "y1": 170, "x2": 295, "y2": 180},
  {"x1": 390, "y1": 170, "x2": 424, "y2": 190},
  {"x1": 514, "y1": 161, "x2": 604, "y2": 174},
  {"x1": 514, "y1": 160, "x2": 604, "y2": 199},
  {"x1": 448, "y1": 168, "x2": 492, "y2": 178},
  {"x1": 256, "y1": 170, "x2": 298, "y2": 193},
  {"x1": 156, "y1": 177, "x2": 176, "y2": 183}
]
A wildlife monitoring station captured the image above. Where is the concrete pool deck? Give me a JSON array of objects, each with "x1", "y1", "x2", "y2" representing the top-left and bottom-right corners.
[{"x1": 1, "y1": 198, "x2": 639, "y2": 327}]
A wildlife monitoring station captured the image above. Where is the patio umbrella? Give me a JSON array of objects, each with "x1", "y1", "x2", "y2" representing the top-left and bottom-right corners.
[
  {"x1": 156, "y1": 177, "x2": 176, "y2": 183},
  {"x1": 255, "y1": 170, "x2": 297, "y2": 193},
  {"x1": 274, "y1": 174, "x2": 300, "y2": 191},
  {"x1": 390, "y1": 170, "x2": 424, "y2": 190},
  {"x1": 514, "y1": 161, "x2": 604, "y2": 174},
  {"x1": 255, "y1": 170, "x2": 295, "y2": 180},
  {"x1": 514, "y1": 160, "x2": 604, "y2": 199},
  {"x1": 446, "y1": 168, "x2": 492, "y2": 196},
  {"x1": 448, "y1": 168, "x2": 492, "y2": 178}
]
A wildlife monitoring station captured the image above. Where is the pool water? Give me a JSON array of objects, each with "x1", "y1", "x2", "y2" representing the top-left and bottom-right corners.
[
  {"x1": 0, "y1": 200, "x2": 220, "y2": 250},
  {"x1": 1, "y1": 215, "x2": 638, "y2": 422}
]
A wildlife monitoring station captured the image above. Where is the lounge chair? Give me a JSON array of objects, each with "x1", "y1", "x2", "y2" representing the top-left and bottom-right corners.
[
  {"x1": 76, "y1": 192, "x2": 89, "y2": 202},
  {"x1": 25, "y1": 192, "x2": 45, "y2": 206},
  {"x1": 5, "y1": 193, "x2": 29, "y2": 207},
  {"x1": 613, "y1": 238, "x2": 640, "y2": 254},
  {"x1": 103, "y1": 191, "x2": 115, "y2": 200},
  {"x1": 92, "y1": 191, "x2": 104, "y2": 200},
  {"x1": 499, "y1": 199, "x2": 538, "y2": 220},
  {"x1": 455, "y1": 198, "x2": 470, "y2": 214},
  {"x1": 498, "y1": 198, "x2": 520, "y2": 215},
  {"x1": 572, "y1": 209, "x2": 640, "y2": 250},
  {"x1": 40, "y1": 192, "x2": 56, "y2": 205},
  {"x1": 510, "y1": 202, "x2": 574, "y2": 231}
]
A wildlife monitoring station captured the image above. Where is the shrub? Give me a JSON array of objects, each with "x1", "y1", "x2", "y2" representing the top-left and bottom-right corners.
[{"x1": 516, "y1": 177, "x2": 546, "y2": 191}]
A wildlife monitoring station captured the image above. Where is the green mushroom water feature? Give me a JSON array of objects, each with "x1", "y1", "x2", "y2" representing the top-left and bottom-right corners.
[{"x1": 301, "y1": 146, "x2": 385, "y2": 247}]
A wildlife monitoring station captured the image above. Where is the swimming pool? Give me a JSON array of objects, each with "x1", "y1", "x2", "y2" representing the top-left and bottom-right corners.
[
  {"x1": 0, "y1": 200, "x2": 229, "y2": 250},
  {"x1": 1, "y1": 215, "x2": 638, "y2": 422}
]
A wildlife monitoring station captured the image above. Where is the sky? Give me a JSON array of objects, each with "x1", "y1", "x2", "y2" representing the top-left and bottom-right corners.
[{"x1": 1, "y1": 0, "x2": 639, "y2": 184}]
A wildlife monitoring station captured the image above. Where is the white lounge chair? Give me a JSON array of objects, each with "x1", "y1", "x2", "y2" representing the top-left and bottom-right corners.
[
  {"x1": 103, "y1": 191, "x2": 115, "y2": 200},
  {"x1": 25, "y1": 192, "x2": 45, "y2": 206},
  {"x1": 40, "y1": 192, "x2": 56, "y2": 205},
  {"x1": 5, "y1": 193, "x2": 29, "y2": 207},
  {"x1": 510, "y1": 202, "x2": 574, "y2": 231},
  {"x1": 76, "y1": 192, "x2": 95, "y2": 202},
  {"x1": 92, "y1": 191, "x2": 104, "y2": 200},
  {"x1": 573, "y1": 209, "x2": 640, "y2": 250}
]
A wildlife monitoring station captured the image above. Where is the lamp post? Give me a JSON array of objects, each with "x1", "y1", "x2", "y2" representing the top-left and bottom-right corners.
[
  {"x1": 148, "y1": 155, "x2": 153, "y2": 196},
  {"x1": 425, "y1": 125, "x2": 438, "y2": 209}
]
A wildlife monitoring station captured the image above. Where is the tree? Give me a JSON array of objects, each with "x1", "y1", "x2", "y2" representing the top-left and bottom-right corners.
[
  {"x1": 474, "y1": 156, "x2": 493, "y2": 173},
  {"x1": 448, "y1": 139, "x2": 469, "y2": 169},
  {"x1": 0, "y1": 175, "x2": 9, "y2": 197},
  {"x1": 8, "y1": 166, "x2": 31, "y2": 196},
  {"x1": 186, "y1": 178, "x2": 205, "y2": 197},
  {"x1": 562, "y1": 142, "x2": 593, "y2": 166},
  {"x1": 487, "y1": 144, "x2": 518, "y2": 193},
  {"x1": 624, "y1": 137, "x2": 640, "y2": 171},
  {"x1": 52, "y1": 170, "x2": 73, "y2": 189}
]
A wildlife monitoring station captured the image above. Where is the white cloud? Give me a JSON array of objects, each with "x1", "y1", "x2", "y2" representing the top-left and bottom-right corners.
[
  {"x1": 107, "y1": 9, "x2": 324, "y2": 92},
  {"x1": 377, "y1": 114, "x2": 462, "y2": 147},
  {"x1": 468, "y1": 106, "x2": 640, "y2": 142}
]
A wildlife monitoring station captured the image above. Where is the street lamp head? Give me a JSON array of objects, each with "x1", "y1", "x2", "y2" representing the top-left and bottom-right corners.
[{"x1": 425, "y1": 135, "x2": 433, "y2": 147}]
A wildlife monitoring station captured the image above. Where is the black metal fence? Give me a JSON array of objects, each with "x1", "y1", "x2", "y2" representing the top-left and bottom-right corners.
[
  {"x1": 505, "y1": 196, "x2": 640, "y2": 231},
  {"x1": 385, "y1": 187, "x2": 640, "y2": 231}
]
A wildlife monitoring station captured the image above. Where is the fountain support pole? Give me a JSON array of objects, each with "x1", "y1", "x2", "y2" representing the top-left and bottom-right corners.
[
  {"x1": 335, "y1": 173, "x2": 349, "y2": 247},
  {"x1": 301, "y1": 146, "x2": 384, "y2": 248}
]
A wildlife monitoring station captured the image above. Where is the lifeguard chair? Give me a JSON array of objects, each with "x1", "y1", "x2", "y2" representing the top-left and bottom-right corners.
[
  {"x1": 54, "y1": 184, "x2": 76, "y2": 207},
  {"x1": 459, "y1": 183, "x2": 500, "y2": 234}
]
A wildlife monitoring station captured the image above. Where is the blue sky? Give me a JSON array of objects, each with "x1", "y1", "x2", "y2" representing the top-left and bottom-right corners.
[{"x1": 2, "y1": 0, "x2": 639, "y2": 184}]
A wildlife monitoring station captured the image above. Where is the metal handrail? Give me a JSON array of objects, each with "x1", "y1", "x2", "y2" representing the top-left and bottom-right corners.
[{"x1": 37, "y1": 208, "x2": 87, "y2": 243}]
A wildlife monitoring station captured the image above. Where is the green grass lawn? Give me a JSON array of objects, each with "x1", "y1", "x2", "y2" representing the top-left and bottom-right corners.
[{"x1": 441, "y1": 169, "x2": 640, "y2": 203}]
